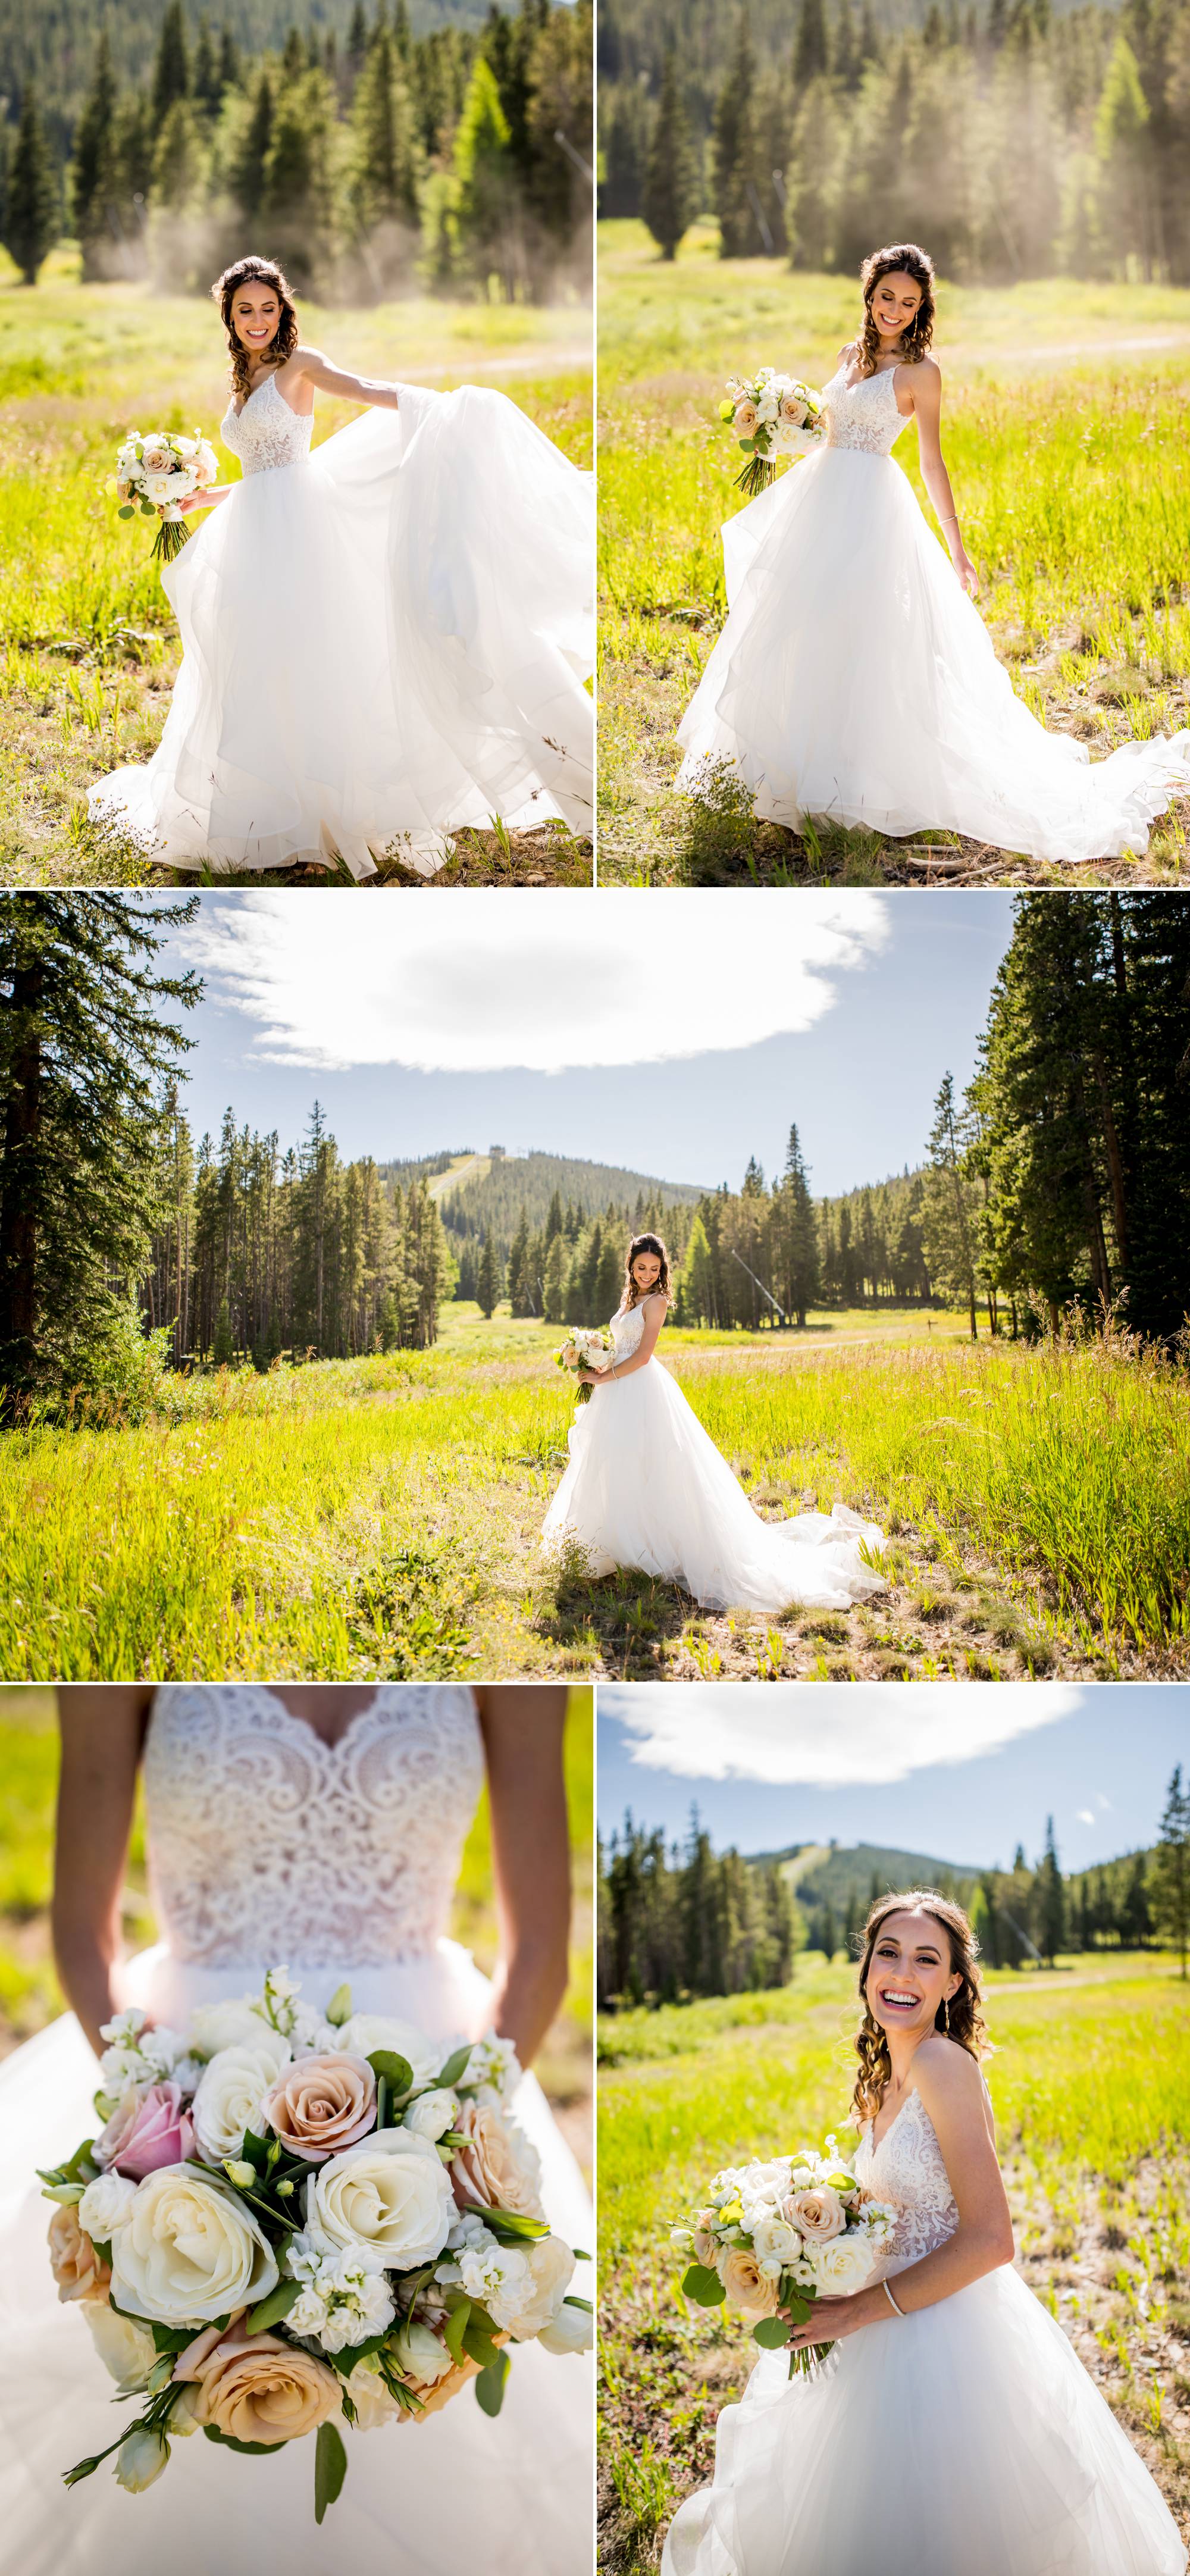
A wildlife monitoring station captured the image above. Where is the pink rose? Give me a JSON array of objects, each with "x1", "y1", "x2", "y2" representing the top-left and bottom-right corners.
[{"x1": 99, "y1": 2083, "x2": 196, "y2": 2180}]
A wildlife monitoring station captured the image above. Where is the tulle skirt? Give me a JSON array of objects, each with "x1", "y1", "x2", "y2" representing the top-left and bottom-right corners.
[
  {"x1": 677, "y1": 445, "x2": 1190, "y2": 862},
  {"x1": 662, "y1": 2264, "x2": 1186, "y2": 2576},
  {"x1": 0, "y1": 1941, "x2": 593, "y2": 2575},
  {"x1": 541, "y1": 1359, "x2": 886, "y2": 1613},
  {"x1": 89, "y1": 383, "x2": 594, "y2": 878}
]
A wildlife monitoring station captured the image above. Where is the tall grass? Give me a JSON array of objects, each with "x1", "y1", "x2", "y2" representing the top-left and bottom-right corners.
[{"x1": 0, "y1": 1328, "x2": 1185, "y2": 1674}]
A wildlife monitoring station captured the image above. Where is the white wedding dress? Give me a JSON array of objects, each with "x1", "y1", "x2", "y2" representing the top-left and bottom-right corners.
[
  {"x1": 541, "y1": 1301, "x2": 887, "y2": 1612},
  {"x1": 677, "y1": 362, "x2": 1190, "y2": 863},
  {"x1": 0, "y1": 1685, "x2": 593, "y2": 2575},
  {"x1": 663, "y1": 2084, "x2": 1186, "y2": 2576},
  {"x1": 89, "y1": 378, "x2": 594, "y2": 877}
]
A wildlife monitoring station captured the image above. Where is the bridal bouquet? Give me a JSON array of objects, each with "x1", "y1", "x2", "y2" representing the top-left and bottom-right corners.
[
  {"x1": 555, "y1": 1326, "x2": 615, "y2": 1404},
  {"x1": 40, "y1": 1969, "x2": 591, "y2": 2522},
  {"x1": 672, "y1": 2134, "x2": 895, "y2": 2376},
  {"x1": 719, "y1": 369, "x2": 823, "y2": 497},
  {"x1": 110, "y1": 430, "x2": 219, "y2": 562}
]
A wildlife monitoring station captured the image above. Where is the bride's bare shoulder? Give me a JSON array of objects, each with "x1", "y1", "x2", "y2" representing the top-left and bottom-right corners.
[{"x1": 914, "y1": 2033, "x2": 983, "y2": 2104}]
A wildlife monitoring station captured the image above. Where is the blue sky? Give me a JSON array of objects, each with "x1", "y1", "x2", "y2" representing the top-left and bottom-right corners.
[
  {"x1": 152, "y1": 888, "x2": 1013, "y2": 1198},
  {"x1": 597, "y1": 1687, "x2": 1189, "y2": 1873}
]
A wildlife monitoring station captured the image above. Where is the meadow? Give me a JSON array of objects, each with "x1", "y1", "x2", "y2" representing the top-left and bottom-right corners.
[
  {"x1": 0, "y1": 1685, "x2": 593, "y2": 2166},
  {"x1": 598, "y1": 220, "x2": 1190, "y2": 885},
  {"x1": 0, "y1": 1304, "x2": 1187, "y2": 1682},
  {"x1": 0, "y1": 246, "x2": 593, "y2": 884},
  {"x1": 597, "y1": 1951, "x2": 1190, "y2": 2568}
]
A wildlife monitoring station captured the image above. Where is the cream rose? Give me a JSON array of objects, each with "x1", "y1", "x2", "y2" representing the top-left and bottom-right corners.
[
  {"x1": 192, "y1": 2035, "x2": 292, "y2": 2164},
  {"x1": 484, "y1": 2232, "x2": 574, "y2": 2339},
  {"x1": 47, "y1": 2202, "x2": 110, "y2": 2304},
  {"x1": 312, "y1": 2130, "x2": 455, "y2": 2265},
  {"x1": 717, "y1": 2246, "x2": 780, "y2": 2321},
  {"x1": 336, "y1": 2017, "x2": 440, "y2": 2097},
  {"x1": 750, "y1": 2215, "x2": 800, "y2": 2270},
  {"x1": 806, "y1": 2234, "x2": 878, "y2": 2295},
  {"x1": 450, "y1": 2102, "x2": 544, "y2": 2220},
  {"x1": 786, "y1": 2186, "x2": 845, "y2": 2243},
  {"x1": 262, "y1": 2052, "x2": 377, "y2": 2162},
  {"x1": 733, "y1": 400, "x2": 759, "y2": 437},
  {"x1": 140, "y1": 471, "x2": 177, "y2": 506},
  {"x1": 110, "y1": 2168, "x2": 278, "y2": 2326},
  {"x1": 176, "y1": 2320, "x2": 341, "y2": 2446},
  {"x1": 82, "y1": 2300, "x2": 156, "y2": 2394}
]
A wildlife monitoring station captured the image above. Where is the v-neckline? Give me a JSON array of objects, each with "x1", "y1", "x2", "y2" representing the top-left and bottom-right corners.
[
  {"x1": 870, "y1": 2086, "x2": 919, "y2": 2153},
  {"x1": 255, "y1": 1684, "x2": 386, "y2": 1755}
]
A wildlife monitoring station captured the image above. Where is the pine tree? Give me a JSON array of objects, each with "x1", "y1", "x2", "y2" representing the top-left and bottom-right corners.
[
  {"x1": 543, "y1": 1231, "x2": 566, "y2": 1323},
  {"x1": 350, "y1": 23, "x2": 420, "y2": 264},
  {"x1": 476, "y1": 1229, "x2": 499, "y2": 1317},
  {"x1": 151, "y1": 0, "x2": 190, "y2": 131},
  {"x1": 641, "y1": 46, "x2": 700, "y2": 260},
  {"x1": 71, "y1": 36, "x2": 118, "y2": 280},
  {"x1": 923, "y1": 1072, "x2": 979, "y2": 1339},
  {"x1": 774, "y1": 1122, "x2": 819, "y2": 1324},
  {"x1": 192, "y1": 18, "x2": 221, "y2": 118},
  {"x1": 712, "y1": 13, "x2": 766, "y2": 257},
  {"x1": 793, "y1": 0, "x2": 831, "y2": 87},
  {"x1": 452, "y1": 55, "x2": 518, "y2": 294},
  {"x1": 0, "y1": 897, "x2": 199, "y2": 1392},
  {"x1": 1153, "y1": 1765, "x2": 1190, "y2": 1978},
  {"x1": 1036, "y1": 1815, "x2": 1066, "y2": 1964},
  {"x1": 230, "y1": 70, "x2": 274, "y2": 221},
  {"x1": 217, "y1": 27, "x2": 242, "y2": 94},
  {"x1": 2, "y1": 86, "x2": 58, "y2": 286}
]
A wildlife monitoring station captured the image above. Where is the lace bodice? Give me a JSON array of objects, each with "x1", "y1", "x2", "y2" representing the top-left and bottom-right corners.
[
  {"x1": 853, "y1": 2087, "x2": 960, "y2": 2268},
  {"x1": 821, "y1": 363, "x2": 907, "y2": 456},
  {"x1": 220, "y1": 374, "x2": 314, "y2": 477},
  {"x1": 609, "y1": 1304, "x2": 649, "y2": 1360},
  {"x1": 143, "y1": 1686, "x2": 484, "y2": 1967}
]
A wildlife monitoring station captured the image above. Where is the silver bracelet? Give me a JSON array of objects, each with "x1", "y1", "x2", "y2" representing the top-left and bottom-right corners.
[{"x1": 883, "y1": 2279, "x2": 904, "y2": 2317}]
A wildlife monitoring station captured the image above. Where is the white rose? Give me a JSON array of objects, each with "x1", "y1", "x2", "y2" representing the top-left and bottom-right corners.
[
  {"x1": 77, "y1": 2171, "x2": 137, "y2": 2240},
  {"x1": 537, "y1": 2299, "x2": 593, "y2": 2356},
  {"x1": 751, "y1": 2216, "x2": 800, "y2": 2269},
  {"x1": 806, "y1": 2233, "x2": 879, "y2": 2295},
  {"x1": 336, "y1": 2018, "x2": 439, "y2": 2099},
  {"x1": 111, "y1": 2168, "x2": 278, "y2": 2327},
  {"x1": 392, "y1": 2319, "x2": 455, "y2": 2386},
  {"x1": 140, "y1": 471, "x2": 177, "y2": 506},
  {"x1": 189, "y1": 1999, "x2": 278, "y2": 2057},
  {"x1": 485, "y1": 2233, "x2": 574, "y2": 2339},
  {"x1": 312, "y1": 2130, "x2": 455, "y2": 2266},
  {"x1": 192, "y1": 2036, "x2": 292, "y2": 2164},
  {"x1": 403, "y1": 2087, "x2": 458, "y2": 2142},
  {"x1": 82, "y1": 2300, "x2": 156, "y2": 2393}
]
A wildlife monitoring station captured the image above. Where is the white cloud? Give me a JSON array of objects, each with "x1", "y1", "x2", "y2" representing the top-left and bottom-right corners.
[
  {"x1": 1075, "y1": 1808, "x2": 1096, "y2": 1826},
  {"x1": 602, "y1": 1684, "x2": 1086, "y2": 1788},
  {"x1": 176, "y1": 889, "x2": 890, "y2": 1074}
]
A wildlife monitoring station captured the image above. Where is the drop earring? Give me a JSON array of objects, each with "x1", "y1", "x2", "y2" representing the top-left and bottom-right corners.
[{"x1": 943, "y1": 1996, "x2": 951, "y2": 2032}]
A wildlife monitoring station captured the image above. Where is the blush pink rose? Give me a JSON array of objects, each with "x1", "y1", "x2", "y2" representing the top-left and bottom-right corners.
[{"x1": 100, "y1": 2083, "x2": 196, "y2": 2180}]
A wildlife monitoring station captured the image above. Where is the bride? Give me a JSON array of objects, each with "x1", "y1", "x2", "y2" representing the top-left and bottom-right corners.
[
  {"x1": 677, "y1": 242, "x2": 1190, "y2": 865},
  {"x1": 0, "y1": 1683, "x2": 592, "y2": 2574},
  {"x1": 663, "y1": 1889, "x2": 1186, "y2": 2576},
  {"x1": 88, "y1": 255, "x2": 594, "y2": 879},
  {"x1": 541, "y1": 1232, "x2": 887, "y2": 1614}
]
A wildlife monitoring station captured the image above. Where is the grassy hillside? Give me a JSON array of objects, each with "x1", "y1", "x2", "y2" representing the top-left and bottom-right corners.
[
  {"x1": 763, "y1": 1835, "x2": 982, "y2": 1910},
  {"x1": 437, "y1": 1148, "x2": 705, "y2": 1243}
]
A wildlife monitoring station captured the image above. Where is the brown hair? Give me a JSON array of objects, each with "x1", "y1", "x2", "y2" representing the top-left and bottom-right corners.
[
  {"x1": 622, "y1": 1232, "x2": 672, "y2": 1311},
  {"x1": 212, "y1": 255, "x2": 300, "y2": 404},
  {"x1": 851, "y1": 1888, "x2": 989, "y2": 2126},
  {"x1": 853, "y1": 242, "x2": 936, "y2": 380}
]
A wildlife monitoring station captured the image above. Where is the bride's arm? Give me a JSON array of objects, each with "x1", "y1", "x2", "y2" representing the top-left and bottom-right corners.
[
  {"x1": 52, "y1": 1689, "x2": 152, "y2": 2056},
  {"x1": 579, "y1": 1293, "x2": 667, "y2": 1386},
  {"x1": 287, "y1": 345, "x2": 402, "y2": 412},
  {"x1": 474, "y1": 1688, "x2": 571, "y2": 2069},
  {"x1": 788, "y1": 2041, "x2": 1014, "y2": 2350},
  {"x1": 910, "y1": 361, "x2": 978, "y2": 599}
]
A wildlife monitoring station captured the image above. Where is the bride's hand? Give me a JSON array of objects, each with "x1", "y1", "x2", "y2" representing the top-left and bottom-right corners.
[
  {"x1": 951, "y1": 543, "x2": 979, "y2": 599},
  {"x1": 577, "y1": 1370, "x2": 603, "y2": 1387},
  {"x1": 783, "y1": 2287, "x2": 882, "y2": 2348}
]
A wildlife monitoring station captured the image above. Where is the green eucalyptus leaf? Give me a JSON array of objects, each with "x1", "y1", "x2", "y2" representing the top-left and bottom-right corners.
[
  {"x1": 752, "y1": 2316, "x2": 793, "y2": 2348},
  {"x1": 246, "y1": 2277, "x2": 302, "y2": 2334},
  {"x1": 202, "y1": 2423, "x2": 285, "y2": 2457},
  {"x1": 442, "y1": 2298, "x2": 471, "y2": 2365},
  {"x1": 367, "y1": 2051, "x2": 414, "y2": 2097},
  {"x1": 437, "y1": 2044, "x2": 472, "y2": 2087},
  {"x1": 474, "y1": 2351, "x2": 511, "y2": 2418},
  {"x1": 681, "y1": 2264, "x2": 726, "y2": 2306},
  {"x1": 314, "y1": 2418, "x2": 348, "y2": 2524}
]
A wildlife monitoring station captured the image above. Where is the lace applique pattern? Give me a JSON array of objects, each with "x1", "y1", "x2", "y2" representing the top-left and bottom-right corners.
[
  {"x1": 220, "y1": 374, "x2": 314, "y2": 478},
  {"x1": 853, "y1": 2087, "x2": 960, "y2": 2267},
  {"x1": 143, "y1": 1686, "x2": 484, "y2": 1967},
  {"x1": 821, "y1": 365, "x2": 907, "y2": 457},
  {"x1": 609, "y1": 1305, "x2": 647, "y2": 1359}
]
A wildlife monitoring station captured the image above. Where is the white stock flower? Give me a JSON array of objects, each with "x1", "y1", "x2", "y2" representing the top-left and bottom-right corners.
[
  {"x1": 82, "y1": 2300, "x2": 156, "y2": 2394},
  {"x1": 312, "y1": 2130, "x2": 455, "y2": 2266},
  {"x1": 537, "y1": 2299, "x2": 594, "y2": 2356},
  {"x1": 462, "y1": 2033, "x2": 521, "y2": 2101},
  {"x1": 111, "y1": 2168, "x2": 278, "y2": 2326},
  {"x1": 97, "y1": 2008, "x2": 185, "y2": 2096},
  {"x1": 192, "y1": 2035, "x2": 293, "y2": 2164},
  {"x1": 336, "y1": 2017, "x2": 439, "y2": 2098},
  {"x1": 403, "y1": 2087, "x2": 458, "y2": 2142},
  {"x1": 77, "y1": 2171, "x2": 137, "y2": 2240},
  {"x1": 286, "y1": 2235, "x2": 396, "y2": 2352}
]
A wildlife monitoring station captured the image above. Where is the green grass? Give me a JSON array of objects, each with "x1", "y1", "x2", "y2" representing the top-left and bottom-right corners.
[
  {"x1": 597, "y1": 222, "x2": 1190, "y2": 884},
  {"x1": 0, "y1": 1685, "x2": 593, "y2": 2167},
  {"x1": 598, "y1": 1952, "x2": 1190, "y2": 2568},
  {"x1": 0, "y1": 249, "x2": 592, "y2": 882},
  {"x1": 1, "y1": 1313, "x2": 1186, "y2": 1679}
]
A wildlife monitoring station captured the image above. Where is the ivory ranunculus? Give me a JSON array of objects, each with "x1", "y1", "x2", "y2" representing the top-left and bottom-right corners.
[
  {"x1": 262, "y1": 2053, "x2": 377, "y2": 2162},
  {"x1": 177, "y1": 2320, "x2": 341, "y2": 2447},
  {"x1": 787, "y1": 2186, "x2": 845, "y2": 2243},
  {"x1": 484, "y1": 2232, "x2": 574, "y2": 2339},
  {"x1": 450, "y1": 2102, "x2": 544, "y2": 2220},
  {"x1": 312, "y1": 2129, "x2": 455, "y2": 2266},
  {"x1": 47, "y1": 2203, "x2": 110, "y2": 2304},
  {"x1": 403, "y1": 2087, "x2": 458, "y2": 2143},
  {"x1": 82, "y1": 2300, "x2": 156, "y2": 2394},
  {"x1": 717, "y1": 2246, "x2": 780, "y2": 2321},
  {"x1": 110, "y1": 2167, "x2": 278, "y2": 2327},
  {"x1": 335, "y1": 2017, "x2": 439, "y2": 2098},
  {"x1": 192, "y1": 2035, "x2": 292, "y2": 2164}
]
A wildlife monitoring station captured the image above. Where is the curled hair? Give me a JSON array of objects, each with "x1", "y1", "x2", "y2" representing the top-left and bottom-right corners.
[
  {"x1": 212, "y1": 255, "x2": 299, "y2": 403},
  {"x1": 851, "y1": 1888, "x2": 989, "y2": 2127},
  {"x1": 622, "y1": 1232, "x2": 672, "y2": 1311},
  {"x1": 853, "y1": 242, "x2": 936, "y2": 380}
]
